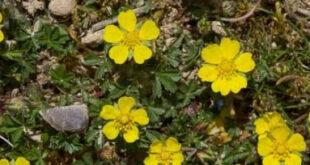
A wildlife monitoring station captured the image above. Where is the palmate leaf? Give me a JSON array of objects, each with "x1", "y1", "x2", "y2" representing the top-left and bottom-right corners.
[{"x1": 153, "y1": 69, "x2": 181, "y2": 96}]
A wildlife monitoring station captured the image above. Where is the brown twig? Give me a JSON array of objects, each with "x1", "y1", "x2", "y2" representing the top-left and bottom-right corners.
[
  {"x1": 220, "y1": 0, "x2": 262, "y2": 22},
  {"x1": 276, "y1": 75, "x2": 310, "y2": 85},
  {"x1": 294, "y1": 112, "x2": 309, "y2": 123}
]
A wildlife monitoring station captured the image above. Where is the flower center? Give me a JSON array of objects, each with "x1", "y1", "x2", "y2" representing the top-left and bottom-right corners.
[
  {"x1": 217, "y1": 59, "x2": 236, "y2": 79},
  {"x1": 276, "y1": 146, "x2": 286, "y2": 154},
  {"x1": 114, "y1": 114, "x2": 134, "y2": 132},
  {"x1": 120, "y1": 115, "x2": 130, "y2": 124},
  {"x1": 160, "y1": 151, "x2": 171, "y2": 160},
  {"x1": 123, "y1": 31, "x2": 140, "y2": 48},
  {"x1": 273, "y1": 144, "x2": 290, "y2": 160}
]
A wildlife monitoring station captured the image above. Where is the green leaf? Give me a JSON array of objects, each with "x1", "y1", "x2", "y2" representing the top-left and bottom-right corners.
[
  {"x1": 49, "y1": 65, "x2": 74, "y2": 89},
  {"x1": 84, "y1": 55, "x2": 104, "y2": 65},
  {"x1": 145, "y1": 130, "x2": 162, "y2": 141},
  {"x1": 155, "y1": 71, "x2": 181, "y2": 93},
  {"x1": 152, "y1": 77, "x2": 162, "y2": 98},
  {"x1": 11, "y1": 127, "x2": 23, "y2": 144},
  {"x1": 82, "y1": 152, "x2": 94, "y2": 165},
  {"x1": 147, "y1": 106, "x2": 165, "y2": 122}
]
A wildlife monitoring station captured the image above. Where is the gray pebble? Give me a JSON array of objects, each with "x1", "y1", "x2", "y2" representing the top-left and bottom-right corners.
[{"x1": 40, "y1": 104, "x2": 89, "y2": 132}]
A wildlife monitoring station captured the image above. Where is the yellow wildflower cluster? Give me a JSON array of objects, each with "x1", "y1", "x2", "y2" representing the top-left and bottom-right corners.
[
  {"x1": 0, "y1": 12, "x2": 4, "y2": 42},
  {"x1": 254, "y1": 112, "x2": 306, "y2": 165},
  {"x1": 0, "y1": 157, "x2": 30, "y2": 165},
  {"x1": 144, "y1": 137, "x2": 184, "y2": 165},
  {"x1": 103, "y1": 10, "x2": 160, "y2": 64},
  {"x1": 99, "y1": 8, "x2": 309, "y2": 165},
  {"x1": 198, "y1": 38, "x2": 255, "y2": 96}
]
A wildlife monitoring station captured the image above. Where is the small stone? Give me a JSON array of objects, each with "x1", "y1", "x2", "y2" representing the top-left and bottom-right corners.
[
  {"x1": 211, "y1": 21, "x2": 227, "y2": 36},
  {"x1": 40, "y1": 104, "x2": 89, "y2": 132},
  {"x1": 48, "y1": 0, "x2": 76, "y2": 17}
]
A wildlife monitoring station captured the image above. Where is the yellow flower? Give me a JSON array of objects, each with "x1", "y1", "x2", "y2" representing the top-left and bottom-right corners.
[
  {"x1": 254, "y1": 112, "x2": 287, "y2": 138},
  {"x1": 198, "y1": 38, "x2": 255, "y2": 96},
  {"x1": 15, "y1": 157, "x2": 30, "y2": 165},
  {"x1": 0, "y1": 159, "x2": 9, "y2": 165},
  {"x1": 0, "y1": 157, "x2": 30, "y2": 165},
  {"x1": 144, "y1": 137, "x2": 184, "y2": 165},
  {"x1": 0, "y1": 12, "x2": 4, "y2": 43},
  {"x1": 100, "y1": 96, "x2": 149, "y2": 143},
  {"x1": 103, "y1": 10, "x2": 160, "y2": 64},
  {"x1": 258, "y1": 126, "x2": 306, "y2": 165}
]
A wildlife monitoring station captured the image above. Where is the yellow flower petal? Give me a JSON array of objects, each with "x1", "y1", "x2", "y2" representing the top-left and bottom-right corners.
[
  {"x1": 15, "y1": 157, "x2": 30, "y2": 165},
  {"x1": 0, "y1": 159, "x2": 10, "y2": 165},
  {"x1": 268, "y1": 112, "x2": 286, "y2": 128},
  {"x1": 118, "y1": 10, "x2": 136, "y2": 32},
  {"x1": 102, "y1": 121, "x2": 120, "y2": 140},
  {"x1": 258, "y1": 134, "x2": 267, "y2": 140},
  {"x1": 235, "y1": 52, "x2": 255, "y2": 73},
  {"x1": 0, "y1": 30, "x2": 4, "y2": 43},
  {"x1": 257, "y1": 137, "x2": 274, "y2": 156},
  {"x1": 123, "y1": 125, "x2": 139, "y2": 143},
  {"x1": 285, "y1": 154, "x2": 302, "y2": 165},
  {"x1": 103, "y1": 25, "x2": 124, "y2": 43},
  {"x1": 166, "y1": 137, "x2": 181, "y2": 152},
  {"x1": 287, "y1": 133, "x2": 306, "y2": 152},
  {"x1": 254, "y1": 118, "x2": 269, "y2": 135},
  {"x1": 0, "y1": 12, "x2": 2, "y2": 23},
  {"x1": 211, "y1": 78, "x2": 230, "y2": 96},
  {"x1": 139, "y1": 20, "x2": 160, "y2": 40},
  {"x1": 150, "y1": 140, "x2": 163, "y2": 153},
  {"x1": 144, "y1": 155, "x2": 159, "y2": 165},
  {"x1": 263, "y1": 155, "x2": 280, "y2": 165},
  {"x1": 201, "y1": 44, "x2": 223, "y2": 64},
  {"x1": 118, "y1": 96, "x2": 135, "y2": 114},
  {"x1": 130, "y1": 108, "x2": 149, "y2": 126},
  {"x1": 172, "y1": 152, "x2": 184, "y2": 165},
  {"x1": 270, "y1": 126, "x2": 291, "y2": 143},
  {"x1": 220, "y1": 38, "x2": 240, "y2": 60},
  {"x1": 230, "y1": 73, "x2": 247, "y2": 93},
  {"x1": 133, "y1": 44, "x2": 152, "y2": 64},
  {"x1": 100, "y1": 105, "x2": 120, "y2": 120},
  {"x1": 198, "y1": 65, "x2": 219, "y2": 82},
  {"x1": 109, "y1": 45, "x2": 129, "y2": 64}
]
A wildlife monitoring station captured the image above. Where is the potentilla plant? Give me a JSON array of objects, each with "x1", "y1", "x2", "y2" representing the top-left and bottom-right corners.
[
  {"x1": 198, "y1": 38, "x2": 255, "y2": 96},
  {"x1": 144, "y1": 137, "x2": 184, "y2": 165},
  {"x1": 103, "y1": 10, "x2": 160, "y2": 64},
  {"x1": 100, "y1": 96, "x2": 149, "y2": 143},
  {"x1": 255, "y1": 112, "x2": 307, "y2": 165}
]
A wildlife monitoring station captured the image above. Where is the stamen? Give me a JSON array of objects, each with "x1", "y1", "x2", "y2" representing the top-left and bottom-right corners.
[
  {"x1": 123, "y1": 31, "x2": 140, "y2": 48},
  {"x1": 272, "y1": 143, "x2": 290, "y2": 160},
  {"x1": 217, "y1": 59, "x2": 237, "y2": 79},
  {"x1": 115, "y1": 114, "x2": 134, "y2": 132}
]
